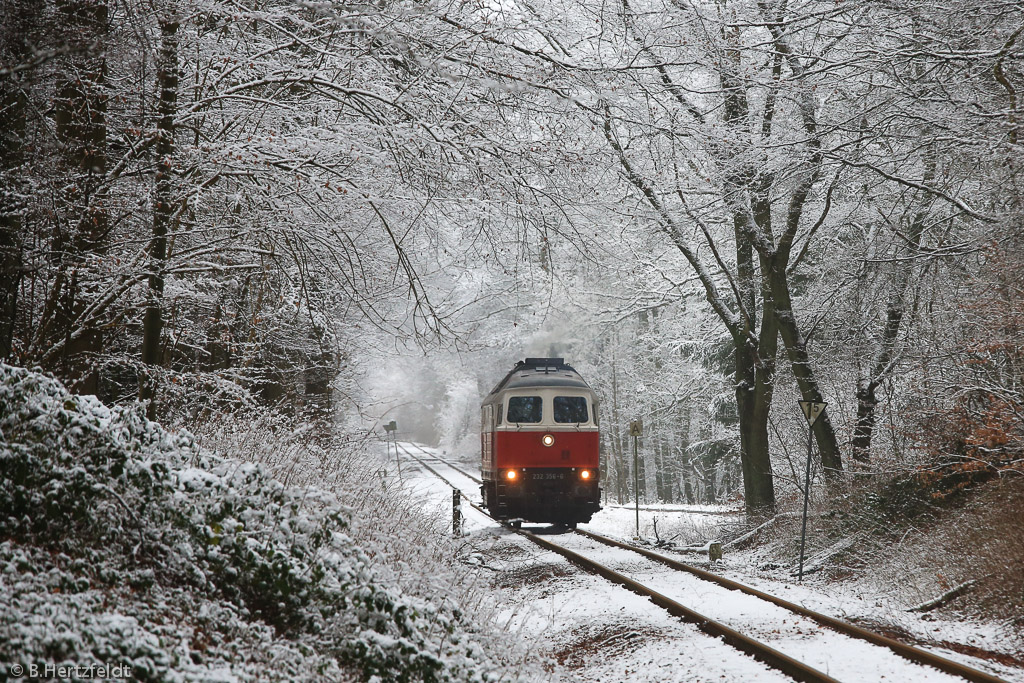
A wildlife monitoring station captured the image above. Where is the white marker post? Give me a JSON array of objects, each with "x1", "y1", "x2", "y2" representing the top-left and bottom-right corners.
[
  {"x1": 797, "y1": 400, "x2": 826, "y2": 581},
  {"x1": 629, "y1": 419, "x2": 643, "y2": 538}
]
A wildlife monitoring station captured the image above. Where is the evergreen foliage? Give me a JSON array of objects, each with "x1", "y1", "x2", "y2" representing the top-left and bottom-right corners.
[{"x1": 0, "y1": 364, "x2": 502, "y2": 681}]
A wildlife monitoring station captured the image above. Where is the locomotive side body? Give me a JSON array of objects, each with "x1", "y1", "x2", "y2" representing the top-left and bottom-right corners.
[{"x1": 481, "y1": 358, "x2": 601, "y2": 525}]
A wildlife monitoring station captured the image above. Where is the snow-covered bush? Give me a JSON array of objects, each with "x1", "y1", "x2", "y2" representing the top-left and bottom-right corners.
[
  {"x1": 0, "y1": 364, "x2": 505, "y2": 681},
  {"x1": 186, "y1": 404, "x2": 547, "y2": 681}
]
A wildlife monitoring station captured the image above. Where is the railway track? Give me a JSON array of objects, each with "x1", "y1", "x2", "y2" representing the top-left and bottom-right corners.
[{"x1": 395, "y1": 442, "x2": 1011, "y2": 683}]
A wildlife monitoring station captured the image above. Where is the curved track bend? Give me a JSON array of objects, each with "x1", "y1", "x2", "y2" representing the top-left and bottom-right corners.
[{"x1": 396, "y1": 442, "x2": 1010, "y2": 683}]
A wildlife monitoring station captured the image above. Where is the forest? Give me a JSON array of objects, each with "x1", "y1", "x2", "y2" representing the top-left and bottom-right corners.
[
  {"x1": 3, "y1": 0, "x2": 1022, "y2": 512},
  {"x1": 1, "y1": 0, "x2": 1023, "y2": 675}
]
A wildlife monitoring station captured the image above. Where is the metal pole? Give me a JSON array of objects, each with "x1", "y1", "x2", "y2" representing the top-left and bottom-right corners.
[
  {"x1": 633, "y1": 434, "x2": 640, "y2": 538},
  {"x1": 452, "y1": 489, "x2": 461, "y2": 536},
  {"x1": 798, "y1": 424, "x2": 813, "y2": 581}
]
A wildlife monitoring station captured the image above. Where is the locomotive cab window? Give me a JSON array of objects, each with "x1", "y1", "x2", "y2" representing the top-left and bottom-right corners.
[
  {"x1": 554, "y1": 396, "x2": 588, "y2": 423},
  {"x1": 507, "y1": 396, "x2": 542, "y2": 423}
]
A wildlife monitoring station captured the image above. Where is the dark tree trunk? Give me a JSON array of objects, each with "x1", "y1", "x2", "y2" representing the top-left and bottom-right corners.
[
  {"x1": 703, "y1": 462, "x2": 718, "y2": 504},
  {"x1": 851, "y1": 276, "x2": 912, "y2": 463},
  {"x1": 0, "y1": 0, "x2": 41, "y2": 358},
  {"x1": 610, "y1": 349, "x2": 628, "y2": 503},
  {"x1": 684, "y1": 479, "x2": 695, "y2": 505},
  {"x1": 721, "y1": 35, "x2": 778, "y2": 517},
  {"x1": 766, "y1": 255, "x2": 843, "y2": 479},
  {"x1": 852, "y1": 379, "x2": 878, "y2": 462},
  {"x1": 52, "y1": 0, "x2": 108, "y2": 393},
  {"x1": 140, "y1": 10, "x2": 179, "y2": 418},
  {"x1": 735, "y1": 334, "x2": 777, "y2": 516},
  {"x1": 729, "y1": 174, "x2": 777, "y2": 516},
  {"x1": 740, "y1": 184, "x2": 781, "y2": 517},
  {"x1": 852, "y1": 182, "x2": 931, "y2": 463},
  {"x1": 745, "y1": 293, "x2": 779, "y2": 515}
]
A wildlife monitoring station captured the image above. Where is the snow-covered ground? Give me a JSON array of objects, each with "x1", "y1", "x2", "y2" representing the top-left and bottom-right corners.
[{"x1": 396, "y1": 442, "x2": 1024, "y2": 683}]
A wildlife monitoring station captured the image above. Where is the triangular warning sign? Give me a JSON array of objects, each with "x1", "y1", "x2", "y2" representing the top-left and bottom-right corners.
[{"x1": 798, "y1": 400, "x2": 827, "y2": 426}]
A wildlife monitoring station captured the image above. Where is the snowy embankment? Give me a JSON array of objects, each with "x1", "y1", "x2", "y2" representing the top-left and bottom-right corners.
[{"x1": 0, "y1": 365, "x2": 521, "y2": 682}]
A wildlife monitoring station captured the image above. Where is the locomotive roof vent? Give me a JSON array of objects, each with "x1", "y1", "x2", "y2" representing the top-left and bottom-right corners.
[
  {"x1": 522, "y1": 357, "x2": 566, "y2": 375},
  {"x1": 488, "y1": 357, "x2": 588, "y2": 395},
  {"x1": 524, "y1": 357, "x2": 564, "y2": 366}
]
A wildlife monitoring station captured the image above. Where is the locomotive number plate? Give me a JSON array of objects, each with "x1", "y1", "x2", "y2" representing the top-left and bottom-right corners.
[{"x1": 532, "y1": 473, "x2": 564, "y2": 480}]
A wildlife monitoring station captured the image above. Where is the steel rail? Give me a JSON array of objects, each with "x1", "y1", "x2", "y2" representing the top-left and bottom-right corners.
[
  {"x1": 604, "y1": 502, "x2": 740, "y2": 516},
  {"x1": 402, "y1": 443, "x2": 482, "y2": 484},
  {"x1": 522, "y1": 529, "x2": 842, "y2": 683},
  {"x1": 395, "y1": 443, "x2": 486, "y2": 515},
  {"x1": 397, "y1": 443, "x2": 1010, "y2": 683},
  {"x1": 396, "y1": 443, "x2": 838, "y2": 683},
  {"x1": 396, "y1": 443, "x2": 475, "y2": 494},
  {"x1": 574, "y1": 529, "x2": 1009, "y2": 683}
]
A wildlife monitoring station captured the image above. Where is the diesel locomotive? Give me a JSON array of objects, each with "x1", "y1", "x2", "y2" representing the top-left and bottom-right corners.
[{"x1": 480, "y1": 358, "x2": 601, "y2": 527}]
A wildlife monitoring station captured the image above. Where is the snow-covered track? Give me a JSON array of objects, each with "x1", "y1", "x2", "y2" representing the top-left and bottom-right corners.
[
  {"x1": 395, "y1": 444, "x2": 832, "y2": 681},
  {"x1": 572, "y1": 529, "x2": 1009, "y2": 683},
  {"x1": 395, "y1": 442, "x2": 485, "y2": 511},
  {"x1": 604, "y1": 502, "x2": 740, "y2": 515},
  {"x1": 400, "y1": 442, "x2": 482, "y2": 486},
  {"x1": 395, "y1": 443, "x2": 1009, "y2": 683},
  {"x1": 522, "y1": 528, "x2": 846, "y2": 683}
]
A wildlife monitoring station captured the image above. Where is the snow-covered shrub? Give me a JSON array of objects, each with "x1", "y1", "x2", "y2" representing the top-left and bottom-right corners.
[
  {"x1": 188, "y1": 405, "x2": 548, "y2": 681},
  {"x1": 0, "y1": 364, "x2": 503, "y2": 681}
]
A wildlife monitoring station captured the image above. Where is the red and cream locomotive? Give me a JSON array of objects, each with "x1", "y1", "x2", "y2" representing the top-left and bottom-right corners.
[{"x1": 480, "y1": 358, "x2": 601, "y2": 527}]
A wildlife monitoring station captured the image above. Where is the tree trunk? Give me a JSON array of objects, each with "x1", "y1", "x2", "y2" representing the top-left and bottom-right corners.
[
  {"x1": 653, "y1": 426, "x2": 667, "y2": 502},
  {"x1": 610, "y1": 347, "x2": 628, "y2": 503},
  {"x1": 746, "y1": 285, "x2": 779, "y2": 515},
  {"x1": 766, "y1": 255, "x2": 843, "y2": 479},
  {"x1": 140, "y1": 10, "x2": 179, "y2": 418},
  {"x1": 852, "y1": 379, "x2": 878, "y2": 462},
  {"x1": 736, "y1": 334, "x2": 777, "y2": 515},
  {"x1": 684, "y1": 478, "x2": 695, "y2": 505},
  {"x1": 852, "y1": 171, "x2": 932, "y2": 463},
  {"x1": 703, "y1": 459, "x2": 718, "y2": 504},
  {"x1": 52, "y1": 0, "x2": 108, "y2": 393},
  {"x1": 0, "y1": 0, "x2": 40, "y2": 358},
  {"x1": 730, "y1": 185, "x2": 777, "y2": 515},
  {"x1": 722, "y1": 28, "x2": 778, "y2": 516}
]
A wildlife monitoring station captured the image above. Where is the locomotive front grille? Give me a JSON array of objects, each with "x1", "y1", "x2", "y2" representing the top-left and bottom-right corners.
[{"x1": 489, "y1": 467, "x2": 600, "y2": 524}]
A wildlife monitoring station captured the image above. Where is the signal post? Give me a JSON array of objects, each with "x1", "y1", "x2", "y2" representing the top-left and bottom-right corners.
[
  {"x1": 629, "y1": 419, "x2": 643, "y2": 538},
  {"x1": 797, "y1": 401, "x2": 826, "y2": 581}
]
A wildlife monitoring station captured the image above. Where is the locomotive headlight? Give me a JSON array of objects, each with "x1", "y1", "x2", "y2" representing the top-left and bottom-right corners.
[
  {"x1": 580, "y1": 469, "x2": 591, "y2": 480},
  {"x1": 505, "y1": 469, "x2": 518, "y2": 481},
  {"x1": 541, "y1": 434, "x2": 555, "y2": 447}
]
